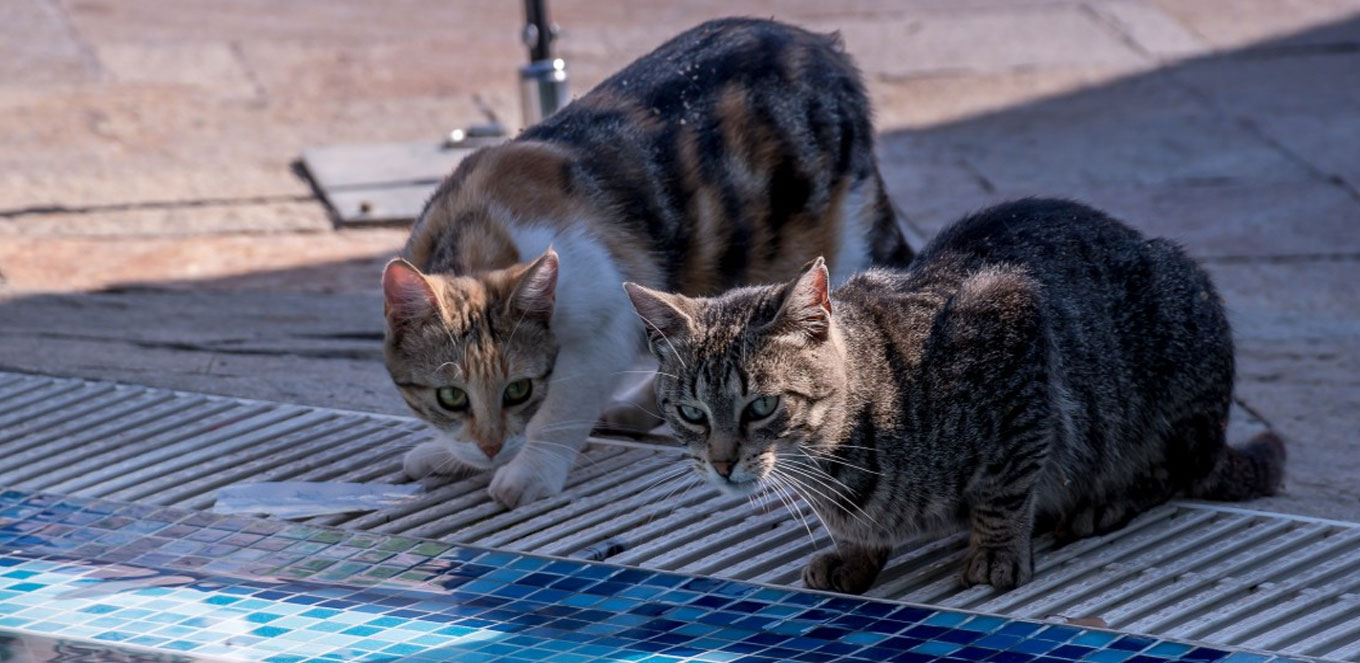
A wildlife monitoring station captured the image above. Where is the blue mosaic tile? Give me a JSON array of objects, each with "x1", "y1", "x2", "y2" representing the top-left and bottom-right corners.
[{"x1": 0, "y1": 488, "x2": 1310, "y2": 663}]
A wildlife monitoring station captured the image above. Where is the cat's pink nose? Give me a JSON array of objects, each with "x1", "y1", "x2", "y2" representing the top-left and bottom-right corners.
[
  {"x1": 711, "y1": 460, "x2": 733, "y2": 478},
  {"x1": 478, "y1": 442, "x2": 502, "y2": 460}
]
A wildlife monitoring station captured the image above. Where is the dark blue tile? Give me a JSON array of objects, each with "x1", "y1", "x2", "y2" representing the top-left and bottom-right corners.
[
  {"x1": 939, "y1": 629, "x2": 985, "y2": 645},
  {"x1": 975, "y1": 634, "x2": 1023, "y2": 650},
  {"x1": 882, "y1": 636, "x2": 926, "y2": 649},
  {"x1": 887, "y1": 653, "x2": 936, "y2": 663},
  {"x1": 1110, "y1": 636, "x2": 1157, "y2": 652},
  {"x1": 1051, "y1": 645, "x2": 1094, "y2": 658},
  {"x1": 887, "y1": 606, "x2": 934, "y2": 624},
  {"x1": 747, "y1": 632, "x2": 793, "y2": 647},
  {"x1": 805, "y1": 626, "x2": 853, "y2": 641},
  {"x1": 986, "y1": 651, "x2": 1034, "y2": 663},
  {"x1": 906, "y1": 625, "x2": 949, "y2": 639},
  {"x1": 997, "y1": 622, "x2": 1045, "y2": 638},
  {"x1": 953, "y1": 646, "x2": 1001, "y2": 662},
  {"x1": 549, "y1": 576, "x2": 596, "y2": 592},
  {"x1": 690, "y1": 594, "x2": 732, "y2": 610}
]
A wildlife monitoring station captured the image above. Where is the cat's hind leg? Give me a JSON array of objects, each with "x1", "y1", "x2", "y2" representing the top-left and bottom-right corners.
[
  {"x1": 597, "y1": 361, "x2": 664, "y2": 436},
  {"x1": 802, "y1": 540, "x2": 890, "y2": 595}
]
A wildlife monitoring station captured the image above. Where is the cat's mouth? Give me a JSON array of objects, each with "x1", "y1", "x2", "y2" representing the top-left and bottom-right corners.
[{"x1": 444, "y1": 435, "x2": 525, "y2": 470}]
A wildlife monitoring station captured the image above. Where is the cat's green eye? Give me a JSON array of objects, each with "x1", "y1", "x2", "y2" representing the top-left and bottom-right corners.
[
  {"x1": 677, "y1": 404, "x2": 707, "y2": 424},
  {"x1": 745, "y1": 395, "x2": 780, "y2": 420},
  {"x1": 503, "y1": 379, "x2": 533, "y2": 406},
  {"x1": 435, "y1": 386, "x2": 468, "y2": 411}
]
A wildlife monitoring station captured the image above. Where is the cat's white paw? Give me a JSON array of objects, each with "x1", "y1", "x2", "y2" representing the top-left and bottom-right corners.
[
  {"x1": 403, "y1": 441, "x2": 465, "y2": 488},
  {"x1": 488, "y1": 456, "x2": 569, "y2": 508}
]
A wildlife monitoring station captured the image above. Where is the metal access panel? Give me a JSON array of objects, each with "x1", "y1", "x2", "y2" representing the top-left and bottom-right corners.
[
  {"x1": 0, "y1": 371, "x2": 1356, "y2": 660},
  {"x1": 299, "y1": 135, "x2": 503, "y2": 226}
]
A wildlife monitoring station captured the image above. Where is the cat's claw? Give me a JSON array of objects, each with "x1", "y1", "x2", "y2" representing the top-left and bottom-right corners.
[
  {"x1": 960, "y1": 543, "x2": 1033, "y2": 589},
  {"x1": 802, "y1": 549, "x2": 883, "y2": 595},
  {"x1": 488, "y1": 457, "x2": 568, "y2": 508}
]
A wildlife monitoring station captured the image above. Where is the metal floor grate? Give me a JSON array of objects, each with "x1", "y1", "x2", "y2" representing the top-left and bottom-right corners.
[{"x1": 1, "y1": 371, "x2": 1356, "y2": 660}]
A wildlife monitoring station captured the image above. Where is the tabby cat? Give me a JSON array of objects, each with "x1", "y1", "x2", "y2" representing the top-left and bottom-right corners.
[
  {"x1": 625, "y1": 198, "x2": 1286, "y2": 592},
  {"x1": 383, "y1": 18, "x2": 911, "y2": 507}
]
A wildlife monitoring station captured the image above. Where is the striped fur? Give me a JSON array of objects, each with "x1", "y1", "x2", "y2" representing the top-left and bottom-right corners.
[
  {"x1": 384, "y1": 18, "x2": 910, "y2": 508},
  {"x1": 627, "y1": 199, "x2": 1286, "y2": 593}
]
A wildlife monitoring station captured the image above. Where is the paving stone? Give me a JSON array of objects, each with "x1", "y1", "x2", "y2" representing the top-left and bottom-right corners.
[
  {"x1": 0, "y1": 201, "x2": 332, "y2": 239},
  {"x1": 1171, "y1": 51, "x2": 1360, "y2": 190},
  {"x1": 92, "y1": 41, "x2": 260, "y2": 100},
  {"x1": 868, "y1": 66, "x2": 1134, "y2": 130},
  {"x1": 58, "y1": 0, "x2": 520, "y2": 44},
  {"x1": 1207, "y1": 260, "x2": 1360, "y2": 521},
  {"x1": 1143, "y1": 0, "x2": 1360, "y2": 50},
  {"x1": 236, "y1": 38, "x2": 520, "y2": 105},
  {"x1": 822, "y1": 5, "x2": 1150, "y2": 76},
  {"x1": 887, "y1": 179, "x2": 1360, "y2": 259},
  {"x1": 0, "y1": 292, "x2": 405, "y2": 416},
  {"x1": 0, "y1": 229, "x2": 405, "y2": 293},
  {"x1": 0, "y1": 88, "x2": 500, "y2": 209},
  {"x1": 1084, "y1": 0, "x2": 1209, "y2": 59},
  {"x1": 0, "y1": 0, "x2": 99, "y2": 87},
  {"x1": 936, "y1": 103, "x2": 1309, "y2": 191}
]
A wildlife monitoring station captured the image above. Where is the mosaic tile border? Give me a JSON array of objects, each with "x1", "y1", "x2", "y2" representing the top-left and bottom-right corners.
[{"x1": 0, "y1": 489, "x2": 1320, "y2": 663}]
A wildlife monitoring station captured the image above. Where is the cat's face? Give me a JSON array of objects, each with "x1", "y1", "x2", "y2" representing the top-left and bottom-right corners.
[
  {"x1": 625, "y1": 259, "x2": 847, "y2": 496},
  {"x1": 382, "y1": 251, "x2": 559, "y2": 470}
]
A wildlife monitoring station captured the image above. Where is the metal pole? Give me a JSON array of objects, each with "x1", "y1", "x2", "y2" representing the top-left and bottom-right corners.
[{"x1": 519, "y1": 0, "x2": 569, "y2": 127}]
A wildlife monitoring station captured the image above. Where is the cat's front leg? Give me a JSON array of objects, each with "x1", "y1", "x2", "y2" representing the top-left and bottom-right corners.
[
  {"x1": 489, "y1": 329, "x2": 636, "y2": 508},
  {"x1": 961, "y1": 493, "x2": 1036, "y2": 589},
  {"x1": 802, "y1": 541, "x2": 890, "y2": 594}
]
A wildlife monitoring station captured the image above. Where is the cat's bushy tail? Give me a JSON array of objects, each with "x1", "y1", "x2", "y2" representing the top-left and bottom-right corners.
[{"x1": 1189, "y1": 431, "x2": 1287, "y2": 501}]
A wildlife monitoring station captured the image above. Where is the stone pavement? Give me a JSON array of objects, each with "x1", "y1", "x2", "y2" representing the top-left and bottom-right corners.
[{"x1": 1, "y1": 1, "x2": 1357, "y2": 520}]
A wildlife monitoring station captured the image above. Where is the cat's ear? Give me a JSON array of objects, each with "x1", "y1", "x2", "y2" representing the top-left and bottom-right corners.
[
  {"x1": 382, "y1": 258, "x2": 439, "y2": 331},
  {"x1": 771, "y1": 257, "x2": 833, "y2": 343},
  {"x1": 509, "y1": 248, "x2": 559, "y2": 320},
  {"x1": 623, "y1": 282, "x2": 695, "y2": 354}
]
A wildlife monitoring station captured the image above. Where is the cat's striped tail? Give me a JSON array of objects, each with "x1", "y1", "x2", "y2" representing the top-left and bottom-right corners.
[{"x1": 1190, "y1": 431, "x2": 1287, "y2": 501}]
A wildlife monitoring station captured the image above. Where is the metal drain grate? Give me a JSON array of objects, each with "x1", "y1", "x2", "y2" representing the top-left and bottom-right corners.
[{"x1": 1, "y1": 371, "x2": 1356, "y2": 660}]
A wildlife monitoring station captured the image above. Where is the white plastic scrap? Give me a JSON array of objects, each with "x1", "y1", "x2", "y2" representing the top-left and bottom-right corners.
[{"x1": 211, "y1": 481, "x2": 422, "y2": 519}]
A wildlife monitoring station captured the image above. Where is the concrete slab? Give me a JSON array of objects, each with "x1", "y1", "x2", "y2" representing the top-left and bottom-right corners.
[
  {"x1": 0, "y1": 229, "x2": 404, "y2": 292},
  {"x1": 1144, "y1": 0, "x2": 1360, "y2": 50},
  {"x1": 92, "y1": 41, "x2": 259, "y2": 100},
  {"x1": 0, "y1": 201, "x2": 331, "y2": 238},
  {"x1": 1208, "y1": 260, "x2": 1360, "y2": 521},
  {"x1": 889, "y1": 179, "x2": 1360, "y2": 259},
  {"x1": 0, "y1": 0, "x2": 99, "y2": 87},
  {"x1": 0, "y1": 290, "x2": 403, "y2": 415},
  {"x1": 1171, "y1": 51, "x2": 1360, "y2": 191},
  {"x1": 1084, "y1": 1, "x2": 1209, "y2": 60}
]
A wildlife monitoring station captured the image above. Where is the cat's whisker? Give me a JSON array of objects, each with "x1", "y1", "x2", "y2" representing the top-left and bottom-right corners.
[
  {"x1": 650, "y1": 473, "x2": 701, "y2": 523},
  {"x1": 640, "y1": 465, "x2": 693, "y2": 500},
  {"x1": 776, "y1": 461, "x2": 880, "y2": 532},
  {"x1": 763, "y1": 473, "x2": 817, "y2": 547},
  {"x1": 764, "y1": 471, "x2": 825, "y2": 548},
  {"x1": 797, "y1": 448, "x2": 884, "y2": 476},
  {"x1": 810, "y1": 444, "x2": 878, "y2": 453},
  {"x1": 788, "y1": 456, "x2": 887, "y2": 511}
]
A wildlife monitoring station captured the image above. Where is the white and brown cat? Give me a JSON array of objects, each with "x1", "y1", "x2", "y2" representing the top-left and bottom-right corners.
[{"x1": 382, "y1": 18, "x2": 911, "y2": 507}]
